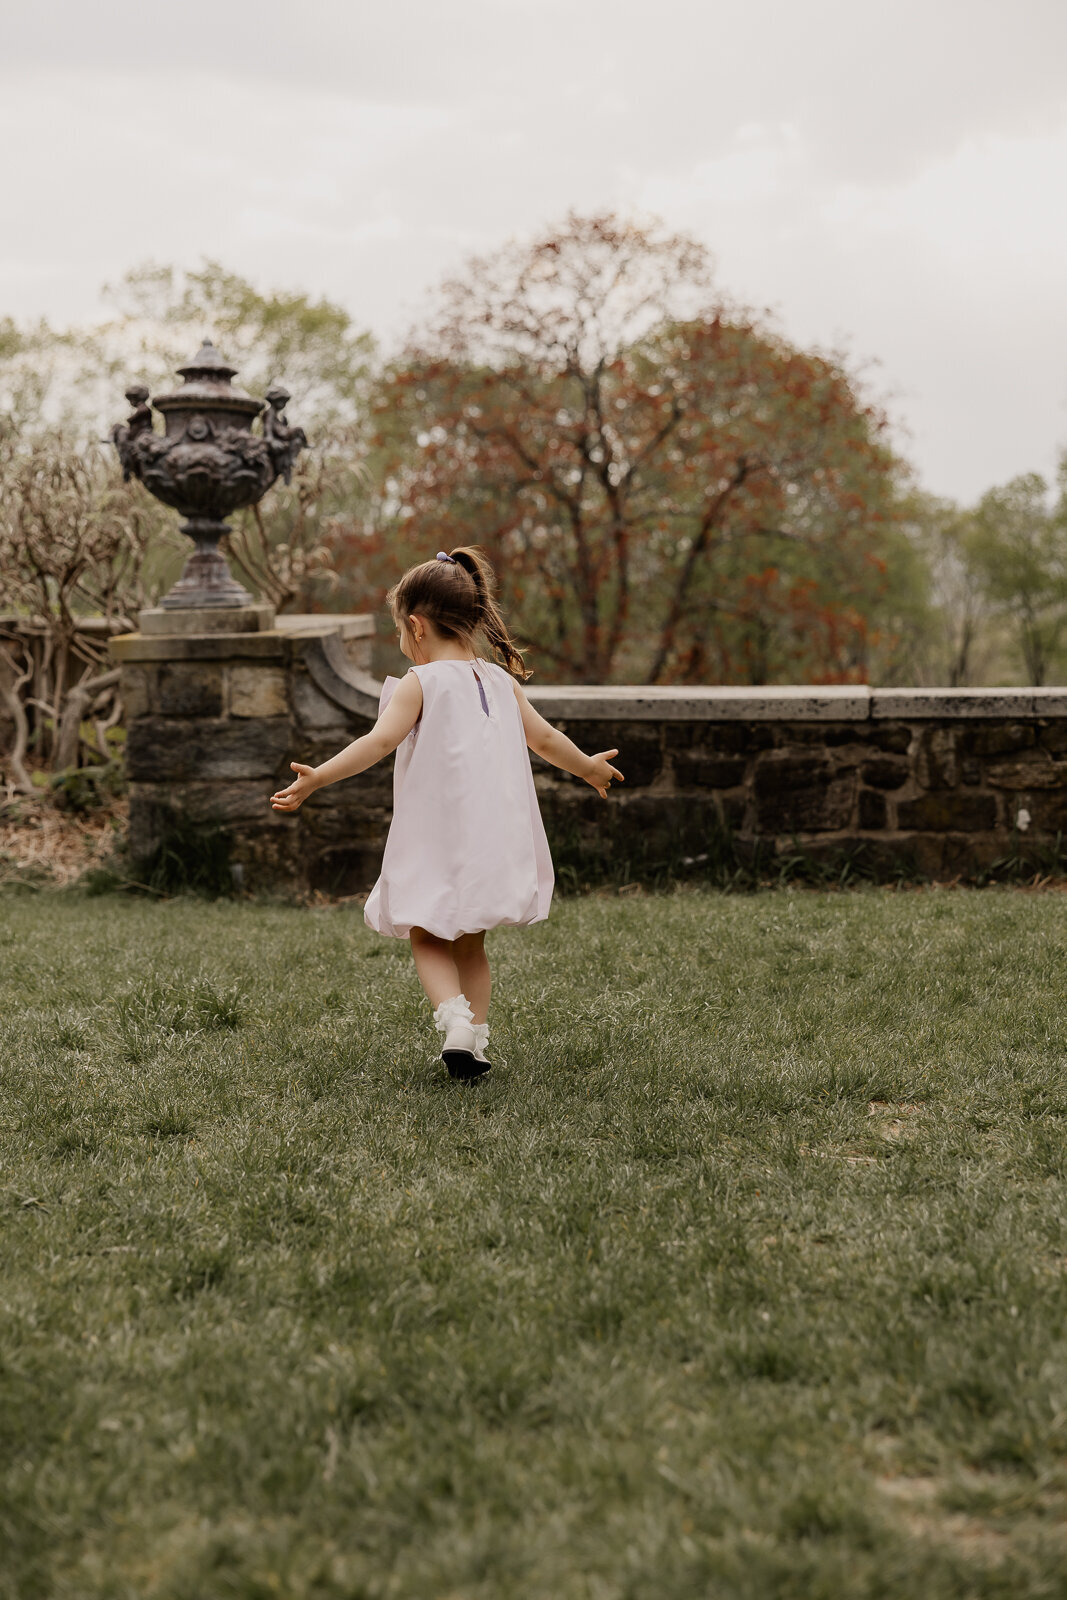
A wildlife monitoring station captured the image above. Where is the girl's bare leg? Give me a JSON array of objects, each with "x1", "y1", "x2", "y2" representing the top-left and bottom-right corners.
[
  {"x1": 409, "y1": 927, "x2": 461, "y2": 1007},
  {"x1": 452, "y1": 931, "x2": 491, "y2": 1023}
]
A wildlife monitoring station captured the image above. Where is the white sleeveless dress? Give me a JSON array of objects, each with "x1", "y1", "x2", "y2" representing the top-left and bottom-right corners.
[{"x1": 363, "y1": 659, "x2": 554, "y2": 940}]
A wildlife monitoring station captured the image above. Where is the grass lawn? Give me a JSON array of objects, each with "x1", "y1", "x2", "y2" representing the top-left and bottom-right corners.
[{"x1": 2, "y1": 887, "x2": 1067, "y2": 1599}]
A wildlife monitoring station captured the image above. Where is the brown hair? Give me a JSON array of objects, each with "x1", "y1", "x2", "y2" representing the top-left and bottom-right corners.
[{"x1": 388, "y1": 546, "x2": 530, "y2": 680}]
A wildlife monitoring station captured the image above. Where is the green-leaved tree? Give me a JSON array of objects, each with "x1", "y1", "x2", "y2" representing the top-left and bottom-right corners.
[{"x1": 966, "y1": 467, "x2": 1067, "y2": 685}]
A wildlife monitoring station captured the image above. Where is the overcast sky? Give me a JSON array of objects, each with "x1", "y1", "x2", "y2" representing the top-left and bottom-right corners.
[{"x1": 3, "y1": 0, "x2": 1066, "y2": 502}]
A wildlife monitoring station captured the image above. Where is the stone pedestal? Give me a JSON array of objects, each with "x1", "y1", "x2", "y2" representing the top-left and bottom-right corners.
[
  {"x1": 138, "y1": 605, "x2": 276, "y2": 636},
  {"x1": 110, "y1": 611, "x2": 388, "y2": 893}
]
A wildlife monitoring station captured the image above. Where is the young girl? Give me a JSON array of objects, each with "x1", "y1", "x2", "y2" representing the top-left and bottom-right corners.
[{"x1": 270, "y1": 548, "x2": 623, "y2": 1080}]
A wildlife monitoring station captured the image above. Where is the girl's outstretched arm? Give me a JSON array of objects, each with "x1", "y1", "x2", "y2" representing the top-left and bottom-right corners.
[
  {"x1": 512, "y1": 682, "x2": 624, "y2": 800},
  {"x1": 270, "y1": 672, "x2": 424, "y2": 812}
]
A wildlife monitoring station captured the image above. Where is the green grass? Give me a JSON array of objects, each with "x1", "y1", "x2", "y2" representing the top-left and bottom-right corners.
[{"x1": 2, "y1": 888, "x2": 1067, "y2": 1598}]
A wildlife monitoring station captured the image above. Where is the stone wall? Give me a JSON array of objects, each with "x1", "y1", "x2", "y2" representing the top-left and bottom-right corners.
[{"x1": 111, "y1": 617, "x2": 1067, "y2": 891}]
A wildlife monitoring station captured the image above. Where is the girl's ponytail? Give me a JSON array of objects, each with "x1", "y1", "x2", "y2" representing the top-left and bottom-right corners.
[{"x1": 450, "y1": 546, "x2": 531, "y2": 681}]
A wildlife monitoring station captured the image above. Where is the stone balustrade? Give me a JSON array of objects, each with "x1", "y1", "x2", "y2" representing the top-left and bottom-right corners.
[{"x1": 110, "y1": 614, "x2": 1067, "y2": 891}]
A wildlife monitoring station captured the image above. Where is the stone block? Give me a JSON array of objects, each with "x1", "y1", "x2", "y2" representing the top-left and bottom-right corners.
[
  {"x1": 156, "y1": 663, "x2": 224, "y2": 717},
  {"x1": 915, "y1": 727, "x2": 958, "y2": 790},
  {"x1": 752, "y1": 753, "x2": 855, "y2": 834},
  {"x1": 120, "y1": 665, "x2": 153, "y2": 719},
  {"x1": 535, "y1": 790, "x2": 718, "y2": 874},
  {"x1": 664, "y1": 722, "x2": 775, "y2": 755},
  {"x1": 302, "y1": 798, "x2": 393, "y2": 844},
  {"x1": 229, "y1": 833, "x2": 309, "y2": 893},
  {"x1": 341, "y1": 635, "x2": 373, "y2": 672},
  {"x1": 530, "y1": 684, "x2": 870, "y2": 722},
  {"x1": 787, "y1": 722, "x2": 866, "y2": 750},
  {"x1": 138, "y1": 604, "x2": 275, "y2": 635},
  {"x1": 551, "y1": 718, "x2": 629, "y2": 751},
  {"x1": 127, "y1": 717, "x2": 293, "y2": 782},
  {"x1": 135, "y1": 780, "x2": 285, "y2": 826},
  {"x1": 858, "y1": 789, "x2": 888, "y2": 829},
  {"x1": 985, "y1": 752, "x2": 1067, "y2": 790},
  {"x1": 938, "y1": 833, "x2": 1005, "y2": 877},
  {"x1": 672, "y1": 752, "x2": 748, "y2": 789},
  {"x1": 868, "y1": 723, "x2": 912, "y2": 754},
  {"x1": 860, "y1": 756, "x2": 909, "y2": 790},
  {"x1": 896, "y1": 792, "x2": 997, "y2": 831},
  {"x1": 1039, "y1": 722, "x2": 1067, "y2": 755},
  {"x1": 658, "y1": 722, "x2": 697, "y2": 752},
  {"x1": 534, "y1": 727, "x2": 652, "y2": 784},
  {"x1": 614, "y1": 793, "x2": 736, "y2": 859},
  {"x1": 610, "y1": 735, "x2": 662, "y2": 788},
  {"x1": 1022, "y1": 793, "x2": 1067, "y2": 833},
  {"x1": 126, "y1": 783, "x2": 160, "y2": 860},
  {"x1": 111, "y1": 632, "x2": 288, "y2": 663},
  {"x1": 779, "y1": 834, "x2": 912, "y2": 876},
  {"x1": 873, "y1": 688, "x2": 1034, "y2": 719},
  {"x1": 303, "y1": 760, "x2": 395, "y2": 807},
  {"x1": 964, "y1": 722, "x2": 1035, "y2": 757},
  {"x1": 229, "y1": 665, "x2": 289, "y2": 719},
  {"x1": 549, "y1": 721, "x2": 663, "y2": 784},
  {"x1": 717, "y1": 793, "x2": 747, "y2": 830},
  {"x1": 309, "y1": 846, "x2": 386, "y2": 896},
  {"x1": 1030, "y1": 689, "x2": 1067, "y2": 716},
  {"x1": 290, "y1": 669, "x2": 364, "y2": 735},
  {"x1": 902, "y1": 833, "x2": 949, "y2": 877},
  {"x1": 274, "y1": 613, "x2": 373, "y2": 642}
]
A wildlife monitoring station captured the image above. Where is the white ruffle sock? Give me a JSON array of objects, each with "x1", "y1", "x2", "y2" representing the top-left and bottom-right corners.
[
  {"x1": 432, "y1": 993, "x2": 484, "y2": 1078},
  {"x1": 472, "y1": 1022, "x2": 491, "y2": 1065},
  {"x1": 433, "y1": 992, "x2": 475, "y2": 1053}
]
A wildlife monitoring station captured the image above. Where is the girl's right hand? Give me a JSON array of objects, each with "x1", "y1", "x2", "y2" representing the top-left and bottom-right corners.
[
  {"x1": 584, "y1": 749, "x2": 624, "y2": 800},
  {"x1": 270, "y1": 761, "x2": 321, "y2": 812}
]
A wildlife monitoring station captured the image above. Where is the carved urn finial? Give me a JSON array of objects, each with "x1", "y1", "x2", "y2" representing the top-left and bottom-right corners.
[{"x1": 111, "y1": 342, "x2": 308, "y2": 610}]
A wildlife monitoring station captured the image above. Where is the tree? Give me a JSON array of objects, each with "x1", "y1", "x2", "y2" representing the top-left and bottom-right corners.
[
  {"x1": 879, "y1": 490, "x2": 991, "y2": 688},
  {"x1": 99, "y1": 261, "x2": 376, "y2": 425},
  {"x1": 224, "y1": 423, "x2": 371, "y2": 614},
  {"x1": 632, "y1": 315, "x2": 900, "y2": 684},
  {"x1": 367, "y1": 213, "x2": 904, "y2": 684},
  {"x1": 0, "y1": 431, "x2": 178, "y2": 790},
  {"x1": 967, "y1": 468, "x2": 1067, "y2": 686}
]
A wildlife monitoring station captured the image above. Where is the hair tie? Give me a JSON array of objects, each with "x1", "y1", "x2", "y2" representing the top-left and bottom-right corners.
[{"x1": 436, "y1": 550, "x2": 456, "y2": 564}]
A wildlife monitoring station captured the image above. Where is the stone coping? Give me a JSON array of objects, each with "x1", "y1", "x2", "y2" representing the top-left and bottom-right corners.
[
  {"x1": 138, "y1": 605, "x2": 276, "y2": 636},
  {"x1": 110, "y1": 614, "x2": 373, "y2": 664},
  {"x1": 107, "y1": 613, "x2": 1067, "y2": 720},
  {"x1": 274, "y1": 614, "x2": 374, "y2": 638},
  {"x1": 527, "y1": 684, "x2": 869, "y2": 721},
  {"x1": 111, "y1": 632, "x2": 293, "y2": 662},
  {"x1": 871, "y1": 687, "x2": 1067, "y2": 718},
  {"x1": 528, "y1": 685, "x2": 1067, "y2": 721}
]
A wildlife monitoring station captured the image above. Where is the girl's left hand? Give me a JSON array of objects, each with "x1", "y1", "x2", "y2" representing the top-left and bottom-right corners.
[
  {"x1": 584, "y1": 750, "x2": 624, "y2": 800},
  {"x1": 270, "y1": 761, "x2": 321, "y2": 811}
]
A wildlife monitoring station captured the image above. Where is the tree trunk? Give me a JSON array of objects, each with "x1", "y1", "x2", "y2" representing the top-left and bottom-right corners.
[
  {"x1": 53, "y1": 667, "x2": 120, "y2": 771},
  {"x1": 0, "y1": 647, "x2": 36, "y2": 793}
]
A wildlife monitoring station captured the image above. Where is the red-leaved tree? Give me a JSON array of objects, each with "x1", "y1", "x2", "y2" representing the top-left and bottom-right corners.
[{"x1": 341, "y1": 214, "x2": 903, "y2": 683}]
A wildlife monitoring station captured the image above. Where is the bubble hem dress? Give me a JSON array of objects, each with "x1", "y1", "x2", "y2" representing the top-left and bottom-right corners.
[{"x1": 363, "y1": 658, "x2": 554, "y2": 941}]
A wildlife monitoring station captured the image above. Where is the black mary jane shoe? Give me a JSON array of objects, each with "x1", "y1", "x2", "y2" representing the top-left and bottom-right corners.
[{"x1": 444, "y1": 1049, "x2": 491, "y2": 1082}]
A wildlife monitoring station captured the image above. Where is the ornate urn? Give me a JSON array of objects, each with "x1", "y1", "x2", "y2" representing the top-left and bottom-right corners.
[{"x1": 112, "y1": 342, "x2": 307, "y2": 609}]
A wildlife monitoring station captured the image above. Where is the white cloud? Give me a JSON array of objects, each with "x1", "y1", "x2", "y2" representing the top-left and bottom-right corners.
[
  {"x1": 2, "y1": 2, "x2": 1067, "y2": 501},
  {"x1": 629, "y1": 117, "x2": 1067, "y2": 497}
]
